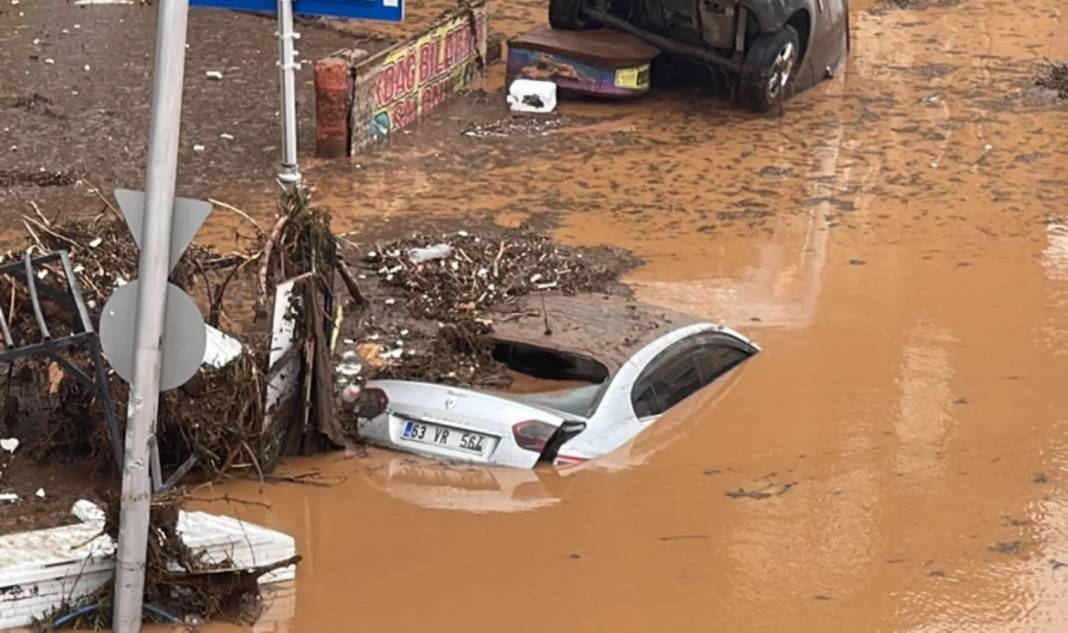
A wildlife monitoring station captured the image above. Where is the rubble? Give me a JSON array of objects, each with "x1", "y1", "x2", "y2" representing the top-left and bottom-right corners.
[
  {"x1": 1035, "y1": 61, "x2": 1068, "y2": 100},
  {"x1": 0, "y1": 209, "x2": 268, "y2": 478},
  {"x1": 334, "y1": 228, "x2": 637, "y2": 395}
]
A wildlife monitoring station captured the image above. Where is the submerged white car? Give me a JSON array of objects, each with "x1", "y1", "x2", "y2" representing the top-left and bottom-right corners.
[{"x1": 353, "y1": 295, "x2": 759, "y2": 468}]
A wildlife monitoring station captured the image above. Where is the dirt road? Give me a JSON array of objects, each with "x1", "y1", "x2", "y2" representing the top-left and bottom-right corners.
[{"x1": 5, "y1": 0, "x2": 1067, "y2": 629}]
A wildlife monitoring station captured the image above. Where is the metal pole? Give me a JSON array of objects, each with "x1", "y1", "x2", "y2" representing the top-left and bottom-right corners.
[
  {"x1": 112, "y1": 0, "x2": 189, "y2": 628},
  {"x1": 277, "y1": 0, "x2": 302, "y2": 185}
]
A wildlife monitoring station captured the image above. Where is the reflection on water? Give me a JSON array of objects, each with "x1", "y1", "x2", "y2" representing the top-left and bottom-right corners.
[
  {"x1": 1042, "y1": 223, "x2": 1068, "y2": 282},
  {"x1": 893, "y1": 322, "x2": 956, "y2": 484},
  {"x1": 362, "y1": 457, "x2": 562, "y2": 514},
  {"x1": 252, "y1": 583, "x2": 296, "y2": 633}
]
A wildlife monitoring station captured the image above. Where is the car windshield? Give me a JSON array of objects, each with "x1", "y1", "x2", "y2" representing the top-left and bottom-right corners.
[{"x1": 507, "y1": 383, "x2": 607, "y2": 418}]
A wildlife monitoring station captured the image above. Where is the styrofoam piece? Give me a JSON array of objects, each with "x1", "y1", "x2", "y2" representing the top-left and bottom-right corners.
[
  {"x1": 507, "y1": 79, "x2": 557, "y2": 113},
  {"x1": 71, "y1": 499, "x2": 105, "y2": 523},
  {"x1": 203, "y1": 324, "x2": 244, "y2": 368},
  {"x1": 176, "y1": 511, "x2": 297, "y2": 584},
  {"x1": 0, "y1": 504, "x2": 296, "y2": 630},
  {"x1": 0, "y1": 517, "x2": 114, "y2": 630}
]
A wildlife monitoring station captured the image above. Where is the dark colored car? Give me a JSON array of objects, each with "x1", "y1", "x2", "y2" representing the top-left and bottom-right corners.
[{"x1": 548, "y1": 0, "x2": 851, "y2": 110}]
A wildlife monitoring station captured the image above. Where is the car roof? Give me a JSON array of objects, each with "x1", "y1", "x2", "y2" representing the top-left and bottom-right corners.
[{"x1": 489, "y1": 293, "x2": 705, "y2": 375}]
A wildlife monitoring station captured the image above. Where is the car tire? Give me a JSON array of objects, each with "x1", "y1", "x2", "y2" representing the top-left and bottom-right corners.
[
  {"x1": 549, "y1": 0, "x2": 592, "y2": 30},
  {"x1": 740, "y1": 25, "x2": 801, "y2": 112}
]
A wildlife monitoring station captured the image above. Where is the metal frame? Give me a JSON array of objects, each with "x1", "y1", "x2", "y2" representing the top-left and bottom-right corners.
[{"x1": 0, "y1": 250, "x2": 123, "y2": 473}]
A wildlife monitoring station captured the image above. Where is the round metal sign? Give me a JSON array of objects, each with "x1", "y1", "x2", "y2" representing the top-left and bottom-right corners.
[{"x1": 100, "y1": 280, "x2": 207, "y2": 392}]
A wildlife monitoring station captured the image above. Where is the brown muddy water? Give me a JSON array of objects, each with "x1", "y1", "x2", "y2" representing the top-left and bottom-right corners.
[{"x1": 148, "y1": 0, "x2": 1068, "y2": 631}]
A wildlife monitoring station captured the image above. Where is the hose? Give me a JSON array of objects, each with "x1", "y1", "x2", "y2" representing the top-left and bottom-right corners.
[{"x1": 50, "y1": 602, "x2": 182, "y2": 628}]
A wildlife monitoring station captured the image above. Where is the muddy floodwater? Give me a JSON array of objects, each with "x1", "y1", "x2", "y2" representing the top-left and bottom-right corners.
[{"x1": 184, "y1": 0, "x2": 1065, "y2": 630}]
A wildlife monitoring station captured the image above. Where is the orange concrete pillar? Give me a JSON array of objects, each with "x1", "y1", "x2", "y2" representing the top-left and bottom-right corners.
[{"x1": 314, "y1": 57, "x2": 351, "y2": 159}]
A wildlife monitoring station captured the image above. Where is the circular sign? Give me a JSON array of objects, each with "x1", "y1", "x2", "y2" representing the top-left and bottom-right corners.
[{"x1": 99, "y1": 280, "x2": 207, "y2": 392}]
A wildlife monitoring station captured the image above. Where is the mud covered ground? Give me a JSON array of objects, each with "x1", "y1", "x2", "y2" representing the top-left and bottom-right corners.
[
  {"x1": 195, "y1": 0, "x2": 1067, "y2": 632},
  {"x1": 0, "y1": 0, "x2": 494, "y2": 223},
  {"x1": 4, "y1": 0, "x2": 1068, "y2": 630}
]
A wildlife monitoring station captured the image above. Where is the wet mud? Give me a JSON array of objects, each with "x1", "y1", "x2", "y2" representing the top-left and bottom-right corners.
[
  {"x1": 0, "y1": 0, "x2": 467, "y2": 223},
  {"x1": 181, "y1": 0, "x2": 1068, "y2": 631},
  {"x1": 4, "y1": 0, "x2": 1068, "y2": 629}
]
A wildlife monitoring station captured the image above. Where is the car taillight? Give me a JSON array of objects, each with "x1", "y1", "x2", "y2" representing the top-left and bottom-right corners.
[
  {"x1": 512, "y1": 420, "x2": 557, "y2": 453},
  {"x1": 357, "y1": 387, "x2": 389, "y2": 419}
]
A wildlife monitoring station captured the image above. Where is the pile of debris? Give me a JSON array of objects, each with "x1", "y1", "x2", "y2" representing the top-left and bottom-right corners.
[
  {"x1": 334, "y1": 229, "x2": 637, "y2": 391},
  {"x1": 1035, "y1": 61, "x2": 1068, "y2": 100},
  {"x1": 0, "y1": 198, "x2": 310, "y2": 629},
  {"x1": 0, "y1": 207, "x2": 273, "y2": 479}
]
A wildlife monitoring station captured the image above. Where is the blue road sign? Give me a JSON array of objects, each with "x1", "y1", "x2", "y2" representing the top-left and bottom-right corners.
[{"x1": 190, "y1": 0, "x2": 403, "y2": 22}]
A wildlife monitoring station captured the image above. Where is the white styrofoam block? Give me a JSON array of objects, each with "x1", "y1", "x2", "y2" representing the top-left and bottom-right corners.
[
  {"x1": 507, "y1": 79, "x2": 557, "y2": 114},
  {"x1": 0, "y1": 505, "x2": 296, "y2": 630}
]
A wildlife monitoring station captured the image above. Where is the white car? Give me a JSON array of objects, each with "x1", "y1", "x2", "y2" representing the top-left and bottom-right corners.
[{"x1": 353, "y1": 295, "x2": 759, "y2": 468}]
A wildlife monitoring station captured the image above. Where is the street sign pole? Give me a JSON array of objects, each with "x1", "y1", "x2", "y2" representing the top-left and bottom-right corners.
[
  {"x1": 276, "y1": 0, "x2": 302, "y2": 186},
  {"x1": 112, "y1": 0, "x2": 189, "y2": 628},
  {"x1": 190, "y1": 0, "x2": 405, "y2": 185}
]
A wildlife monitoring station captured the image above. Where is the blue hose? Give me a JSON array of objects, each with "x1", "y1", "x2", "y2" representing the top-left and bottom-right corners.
[
  {"x1": 142, "y1": 603, "x2": 181, "y2": 624},
  {"x1": 51, "y1": 604, "x2": 98, "y2": 628},
  {"x1": 50, "y1": 602, "x2": 181, "y2": 628}
]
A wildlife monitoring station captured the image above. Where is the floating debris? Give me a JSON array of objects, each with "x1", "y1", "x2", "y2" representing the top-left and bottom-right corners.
[
  {"x1": 407, "y1": 243, "x2": 453, "y2": 264},
  {"x1": 341, "y1": 385, "x2": 361, "y2": 402},
  {"x1": 0, "y1": 438, "x2": 19, "y2": 454},
  {"x1": 334, "y1": 228, "x2": 637, "y2": 394},
  {"x1": 1035, "y1": 61, "x2": 1068, "y2": 100}
]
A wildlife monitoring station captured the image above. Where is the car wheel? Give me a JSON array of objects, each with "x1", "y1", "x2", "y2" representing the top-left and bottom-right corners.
[
  {"x1": 549, "y1": 0, "x2": 592, "y2": 30},
  {"x1": 740, "y1": 25, "x2": 801, "y2": 112}
]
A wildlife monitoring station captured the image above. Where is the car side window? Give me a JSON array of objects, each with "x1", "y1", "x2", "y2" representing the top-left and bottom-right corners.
[
  {"x1": 631, "y1": 335, "x2": 749, "y2": 418},
  {"x1": 691, "y1": 345, "x2": 748, "y2": 385}
]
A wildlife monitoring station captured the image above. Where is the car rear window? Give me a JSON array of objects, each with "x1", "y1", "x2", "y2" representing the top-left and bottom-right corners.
[
  {"x1": 631, "y1": 334, "x2": 750, "y2": 418},
  {"x1": 493, "y1": 341, "x2": 609, "y2": 383}
]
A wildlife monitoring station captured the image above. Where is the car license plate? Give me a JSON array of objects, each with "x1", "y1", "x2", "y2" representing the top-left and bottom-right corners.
[{"x1": 401, "y1": 420, "x2": 490, "y2": 455}]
